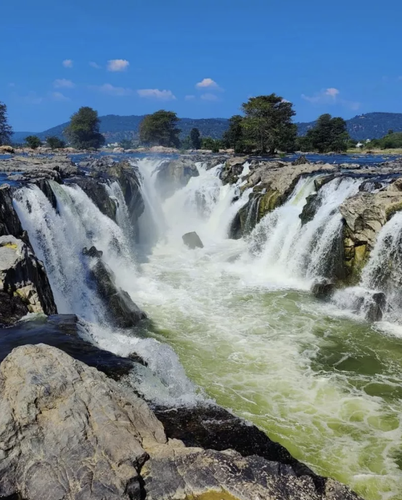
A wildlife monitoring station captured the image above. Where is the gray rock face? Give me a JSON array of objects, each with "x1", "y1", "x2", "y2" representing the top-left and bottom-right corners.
[
  {"x1": 0, "y1": 236, "x2": 57, "y2": 326},
  {"x1": 155, "y1": 158, "x2": 199, "y2": 199},
  {"x1": 143, "y1": 448, "x2": 361, "y2": 500},
  {"x1": 88, "y1": 255, "x2": 146, "y2": 328},
  {"x1": 311, "y1": 280, "x2": 335, "y2": 300},
  {"x1": 70, "y1": 177, "x2": 117, "y2": 222},
  {"x1": 0, "y1": 185, "x2": 25, "y2": 239},
  {"x1": 0, "y1": 344, "x2": 166, "y2": 500},
  {"x1": 182, "y1": 231, "x2": 204, "y2": 249}
]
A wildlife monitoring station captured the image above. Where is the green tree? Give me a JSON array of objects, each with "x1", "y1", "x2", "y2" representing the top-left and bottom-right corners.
[
  {"x1": 25, "y1": 135, "x2": 42, "y2": 149},
  {"x1": 305, "y1": 114, "x2": 349, "y2": 153},
  {"x1": 46, "y1": 136, "x2": 66, "y2": 150},
  {"x1": 222, "y1": 115, "x2": 244, "y2": 151},
  {"x1": 190, "y1": 128, "x2": 201, "y2": 149},
  {"x1": 202, "y1": 137, "x2": 221, "y2": 153},
  {"x1": 0, "y1": 102, "x2": 13, "y2": 146},
  {"x1": 139, "y1": 110, "x2": 181, "y2": 148},
  {"x1": 64, "y1": 107, "x2": 105, "y2": 150},
  {"x1": 241, "y1": 95, "x2": 297, "y2": 154}
]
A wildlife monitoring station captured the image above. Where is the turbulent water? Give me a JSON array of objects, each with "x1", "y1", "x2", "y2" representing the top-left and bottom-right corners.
[{"x1": 13, "y1": 158, "x2": 402, "y2": 500}]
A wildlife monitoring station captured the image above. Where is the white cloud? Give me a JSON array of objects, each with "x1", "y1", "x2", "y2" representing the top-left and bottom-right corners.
[
  {"x1": 89, "y1": 62, "x2": 101, "y2": 69},
  {"x1": 137, "y1": 89, "x2": 176, "y2": 101},
  {"x1": 185, "y1": 95, "x2": 195, "y2": 100},
  {"x1": 54, "y1": 78, "x2": 75, "y2": 89},
  {"x1": 201, "y1": 93, "x2": 219, "y2": 101},
  {"x1": 196, "y1": 78, "x2": 220, "y2": 90},
  {"x1": 63, "y1": 59, "x2": 73, "y2": 68},
  {"x1": 107, "y1": 59, "x2": 129, "y2": 72},
  {"x1": 302, "y1": 87, "x2": 360, "y2": 110},
  {"x1": 91, "y1": 83, "x2": 132, "y2": 96},
  {"x1": 51, "y1": 92, "x2": 69, "y2": 101}
]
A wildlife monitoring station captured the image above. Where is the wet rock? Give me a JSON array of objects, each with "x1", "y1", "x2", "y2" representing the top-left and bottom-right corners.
[
  {"x1": 182, "y1": 231, "x2": 204, "y2": 249},
  {"x1": 300, "y1": 193, "x2": 320, "y2": 225},
  {"x1": 364, "y1": 292, "x2": 387, "y2": 322},
  {"x1": 311, "y1": 279, "x2": 335, "y2": 300},
  {"x1": 35, "y1": 178, "x2": 58, "y2": 209},
  {"x1": 70, "y1": 177, "x2": 117, "y2": 221},
  {"x1": 83, "y1": 245, "x2": 103, "y2": 258},
  {"x1": 0, "y1": 344, "x2": 166, "y2": 500},
  {"x1": 89, "y1": 257, "x2": 146, "y2": 328},
  {"x1": 358, "y1": 179, "x2": 384, "y2": 193},
  {"x1": 0, "y1": 185, "x2": 26, "y2": 239},
  {"x1": 0, "y1": 236, "x2": 57, "y2": 326},
  {"x1": 0, "y1": 315, "x2": 135, "y2": 380},
  {"x1": 155, "y1": 158, "x2": 199, "y2": 199}
]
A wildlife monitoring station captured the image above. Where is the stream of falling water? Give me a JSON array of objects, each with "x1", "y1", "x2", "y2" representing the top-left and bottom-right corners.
[{"x1": 12, "y1": 158, "x2": 402, "y2": 500}]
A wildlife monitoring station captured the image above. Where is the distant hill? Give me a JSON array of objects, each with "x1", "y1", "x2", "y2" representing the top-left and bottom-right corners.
[
  {"x1": 12, "y1": 115, "x2": 230, "y2": 144},
  {"x1": 297, "y1": 112, "x2": 402, "y2": 141},
  {"x1": 13, "y1": 112, "x2": 402, "y2": 144}
]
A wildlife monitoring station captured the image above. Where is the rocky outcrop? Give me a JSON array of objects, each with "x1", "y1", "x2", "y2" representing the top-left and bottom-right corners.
[
  {"x1": 340, "y1": 179, "x2": 402, "y2": 283},
  {"x1": 155, "y1": 158, "x2": 199, "y2": 199},
  {"x1": 0, "y1": 155, "x2": 79, "y2": 181},
  {"x1": 311, "y1": 280, "x2": 335, "y2": 300},
  {"x1": 0, "y1": 185, "x2": 26, "y2": 239},
  {"x1": 0, "y1": 236, "x2": 56, "y2": 326},
  {"x1": 70, "y1": 177, "x2": 117, "y2": 222},
  {"x1": 0, "y1": 345, "x2": 363, "y2": 500},
  {"x1": 0, "y1": 344, "x2": 166, "y2": 500},
  {"x1": 0, "y1": 145, "x2": 14, "y2": 154},
  {"x1": 87, "y1": 252, "x2": 146, "y2": 328},
  {"x1": 182, "y1": 231, "x2": 204, "y2": 249}
]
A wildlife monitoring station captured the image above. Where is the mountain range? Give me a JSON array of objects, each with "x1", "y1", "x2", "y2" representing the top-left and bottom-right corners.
[{"x1": 12, "y1": 112, "x2": 402, "y2": 144}]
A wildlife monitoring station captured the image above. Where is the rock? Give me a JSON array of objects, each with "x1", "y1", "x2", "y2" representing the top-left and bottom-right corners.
[
  {"x1": 182, "y1": 231, "x2": 204, "y2": 249},
  {"x1": 292, "y1": 154, "x2": 310, "y2": 165},
  {"x1": 89, "y1": 257, "x2": 146, "y2": 328},
  {"x1": 143, "y1": 447, "x2": 361, "y2": 500},
  {"x1": 0, "y1": 236, "x2": 57, "y2": 326},
  {"x1": 361, "y1": 291, "x2": 387, "y2": 322},
  {"x1": 155, "y1": 158, "x2": 199, "y2": 199},
  {"x1": 83, "y1": 245, "x2": 103, "y2": 258},
  {"x1": 340, "y1": 181, "x2": 402, "y2": 283},
  {"x1": 300, "y1": 193, "x2": 320, "y2": 225},
  {"x1": 358, "y1": 179, "x2": 384, "y2": 193},
  {"x1": 311, "y1": 279, "x2": 335, "y2": 300},
  {"x1": 69, "y1": 177, "x2": 117, "y2": 222},
  {"x1": 0, "y1": 344, "x2": 166, "y2": 500},
  {"x1": 0, "y1": 155, "x2": 78, "y2": 181},
  {"x1": 0, "y1": 314, "x2": 137, "y2": 380},
  {"x1": 0, "y1": 185, "x2": 26, "y2": 239},
  {"x1": 35, "y1": 178, "x2": 58, "y2": 209},
  {"x1": 0, "y1": 145, "x2": 14, "y2": 154}
]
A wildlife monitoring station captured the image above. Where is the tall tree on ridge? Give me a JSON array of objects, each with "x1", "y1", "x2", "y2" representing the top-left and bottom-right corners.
[{"x1": 0, "y1": 102, "x2": 13, "y2": 146}]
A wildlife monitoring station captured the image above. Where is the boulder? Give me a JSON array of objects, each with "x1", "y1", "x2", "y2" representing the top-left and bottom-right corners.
[
  {"x1": 0, "y1": 344, "x2": 166, "y2": 500},
  {"x1": 83, "y1": 245, "x2": 103, "y2": 258},
  {"x1": 155, "y1": 158, "x2": 199, "y2": 199},
  {"x1": 0, "y1": 145, "x2": 14, "y2": 154},
  {"x1": 0, "y1": 314, "x2": 137, "y2": 380},
  {"x1": 311, "y1": 279, "x2": 335, "y2": 300},
  {"x1": 0, "y1": 236, "x2": 57, "y2": 326},
  {"x1": 300, "y1": 193, "x2": 320, "y2": 225},
  {"x1": 89, "y1": 256, "x2": 146, "y2": 328},
  {"x1": 365, "y1": 292, "x2": 387, "y2": 322},
  {"x1": 143, "y1": 447, "x2": 361, "y2": 500},
  {"x1": 182, "y1": 231, "x2": 204, "y2": 249},
  {"x1": 0, "y1": 185, "x2": 26, "y2": 239},
  {"x1": 292, "y1": 154, "x2": 310, "y2": 165}
]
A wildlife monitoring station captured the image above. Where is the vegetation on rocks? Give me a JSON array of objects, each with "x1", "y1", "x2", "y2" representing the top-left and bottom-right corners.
[{"x1": 25, "y1": 135, "x2": 42, "y2": 149}]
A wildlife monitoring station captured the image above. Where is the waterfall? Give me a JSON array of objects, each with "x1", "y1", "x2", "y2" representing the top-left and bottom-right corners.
[
  {"x1": 246, "y1": 176, "x2": 361, "y2": 285},
  {"x1": 13, "y1": 182, "x2": 138, "y2": 322}
]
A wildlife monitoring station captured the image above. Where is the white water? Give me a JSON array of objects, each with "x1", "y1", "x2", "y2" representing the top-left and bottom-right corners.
[{"x1": 11, "y1": 159, "x2": 402, "y2": 499}]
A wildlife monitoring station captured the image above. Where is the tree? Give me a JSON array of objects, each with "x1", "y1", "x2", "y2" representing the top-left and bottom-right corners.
[
  {"x1": 25, "y1": 135, "x2": 42, "y2": 149},
  {"x1": 119, "y1": 138, "x2": 133, "y2": 150},
  {"x1": 139, "y1": 110, "x2": 181, "y2": 148},
  {"x1": 64, "y1": 107, "x2": 105, "y2": 150},
  {"x1": 305, "y1": 114, "x2": 349, "y2": 153},
  {"x1": 0, "y1": 102, "x2": 13, "y2": 146},
  {"x1": 222, "y1": 115, "x2": 244, "y2": 151},
  {"x1": 46, "y1": 136, "x2": 66, "y2": 150},
  {"x1": 202, "y1": 137, "x2": 221, "y2": 153},
  {"x1": 241, "y1": 95, "x2": 297, "y2": 154},
  {"x1": 190, "y1": 128, "x2": 201, "y2": 149}
]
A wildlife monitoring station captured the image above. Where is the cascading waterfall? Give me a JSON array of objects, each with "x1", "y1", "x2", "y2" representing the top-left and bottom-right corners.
[{"x1": 10, "y1": 157, "x2": 402, "y2": 500}]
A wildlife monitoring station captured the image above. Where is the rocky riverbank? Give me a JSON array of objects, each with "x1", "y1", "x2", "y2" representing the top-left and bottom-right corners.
[{"x1": 0, "y1": 153, "x2": 371, "y2": 498}]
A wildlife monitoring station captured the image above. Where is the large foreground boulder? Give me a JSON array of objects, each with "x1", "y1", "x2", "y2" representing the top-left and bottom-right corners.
[
  {"x1": 0, "y1": 344, "x2": 166, "y2": 500},
  {"x1": 0, "y1": 236, "x2": 57, "y2": 326}
]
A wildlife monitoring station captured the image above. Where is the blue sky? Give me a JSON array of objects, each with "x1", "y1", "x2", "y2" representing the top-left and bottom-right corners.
[{"x1": 1, "y1": 0, "x2": 402, "y2": 131}]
